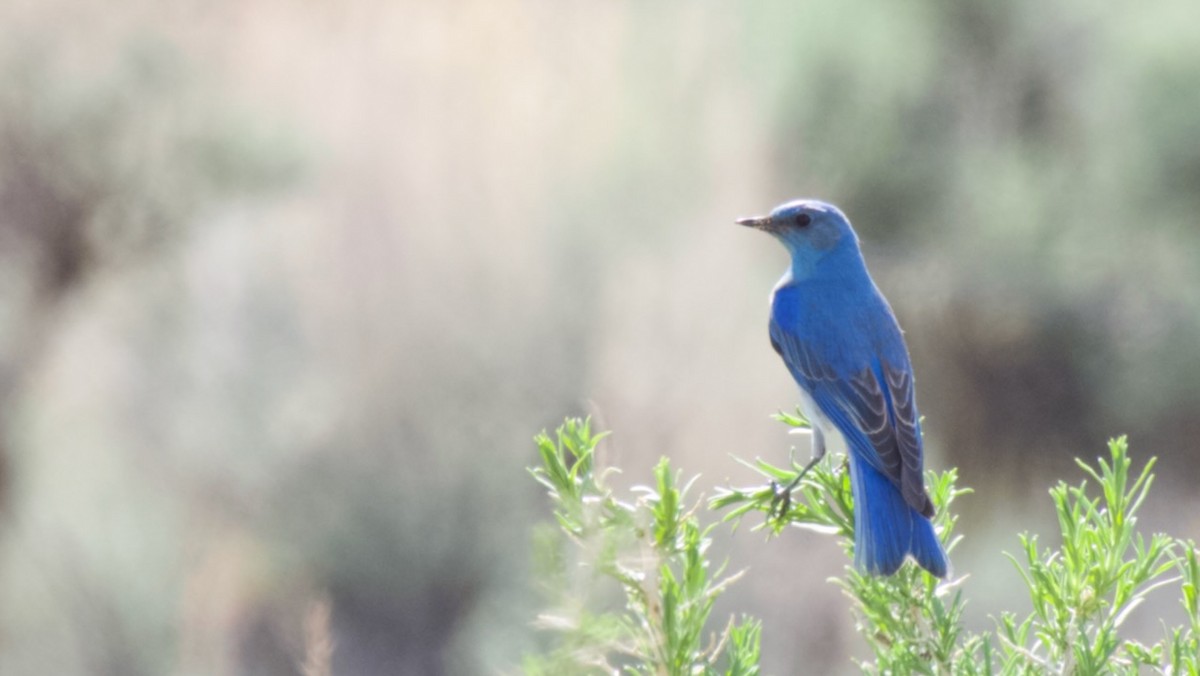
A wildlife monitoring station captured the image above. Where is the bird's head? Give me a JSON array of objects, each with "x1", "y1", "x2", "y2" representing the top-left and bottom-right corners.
[
  {"x1": 736, "y1": 199, "x2": 860, "y2": 274},
  {"x1": 737, "y1": 199, "x2": 855, "y2": 252}
]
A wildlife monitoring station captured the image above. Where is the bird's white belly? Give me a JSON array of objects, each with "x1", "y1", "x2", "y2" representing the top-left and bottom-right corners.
[{"x1": 796, "y1": 385, "x2": 836, "y2": 437}]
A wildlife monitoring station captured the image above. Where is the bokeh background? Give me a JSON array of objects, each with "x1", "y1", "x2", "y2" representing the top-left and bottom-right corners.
[{"x1": 1, "y1": 0, "x2": 1198, "y2": 674}]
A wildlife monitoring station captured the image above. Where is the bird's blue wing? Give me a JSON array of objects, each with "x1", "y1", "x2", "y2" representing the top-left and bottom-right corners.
[{"x1": 770, "y1": 321, "x2": 932, "y2": 517}]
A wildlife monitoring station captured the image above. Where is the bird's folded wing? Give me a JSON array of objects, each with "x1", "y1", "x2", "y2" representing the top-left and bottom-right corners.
[{"x1": 770, "y1": 324, "x2": 931, "y2": 516}]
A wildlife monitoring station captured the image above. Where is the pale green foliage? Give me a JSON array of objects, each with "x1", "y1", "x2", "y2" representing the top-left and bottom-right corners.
[
  {"x1": 530, "y1": 416, "x2": 1200, "y2": 674},
  {"x1": 712, "y1": 411, "x2": 972, "y2": 675},
  {"x1": 525, "y1": 418, "x2": 761, "y2": 675},
  {"x1": 713, "y1": 414, "x2": 1200, "y2": 675},
  {"x1": 988, "y1": 438, "x2": 1199, "y2": 674}
]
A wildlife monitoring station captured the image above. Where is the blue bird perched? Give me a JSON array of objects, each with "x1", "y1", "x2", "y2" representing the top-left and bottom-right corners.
[{"x1": 737, "y1": 199, "x2": 948, "y2": 578}]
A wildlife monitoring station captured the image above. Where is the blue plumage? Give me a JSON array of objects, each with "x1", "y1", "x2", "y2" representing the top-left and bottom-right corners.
[{"x1": 739, "y1": 199, "x2": 948, "y2": 577}]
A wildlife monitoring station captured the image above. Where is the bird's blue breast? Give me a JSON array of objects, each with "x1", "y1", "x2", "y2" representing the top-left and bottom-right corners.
[{"x1": 771, "y1": 278, "x2": 890, "y2": 377}]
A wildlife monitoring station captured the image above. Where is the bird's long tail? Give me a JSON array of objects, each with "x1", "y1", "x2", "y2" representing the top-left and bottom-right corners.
[{"x1": 846, "y1": 450, "x2": 948, "y2": 577}]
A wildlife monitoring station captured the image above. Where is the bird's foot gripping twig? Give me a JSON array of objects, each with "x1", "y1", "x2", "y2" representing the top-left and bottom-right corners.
[{"x1": 767, "y1": 453, "x2": 823, "y2": 521}]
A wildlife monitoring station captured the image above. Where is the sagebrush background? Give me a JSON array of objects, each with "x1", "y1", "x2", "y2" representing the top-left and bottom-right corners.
[{"x1": 1, "y1": 1, "x2": 1198, "y2": 674}]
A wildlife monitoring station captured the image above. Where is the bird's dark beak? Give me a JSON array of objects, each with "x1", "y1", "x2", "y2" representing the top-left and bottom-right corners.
[{"x1": 736, "y1": 215, "x2": 773, "y2": 230}]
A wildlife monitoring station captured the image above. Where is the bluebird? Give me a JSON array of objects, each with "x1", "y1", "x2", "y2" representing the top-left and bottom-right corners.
[{"x1": 738, "y1": 199, "x2": 947, "y2": 577}]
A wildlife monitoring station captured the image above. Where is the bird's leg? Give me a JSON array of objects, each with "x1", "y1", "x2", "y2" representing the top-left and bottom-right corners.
[{"x1": 770, "y1": 427, "x2": 826, "y2": 520}]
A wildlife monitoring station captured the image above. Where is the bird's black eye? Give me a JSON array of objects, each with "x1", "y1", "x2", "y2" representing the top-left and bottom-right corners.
[{"x1": 795, "y1": 213, "x2": 812, "y2": 227}]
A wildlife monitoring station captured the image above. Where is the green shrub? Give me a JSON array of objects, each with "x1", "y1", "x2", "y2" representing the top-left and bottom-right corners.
[{"x1": 527, "y1": 416, "x2": 1199, "y2": 675}]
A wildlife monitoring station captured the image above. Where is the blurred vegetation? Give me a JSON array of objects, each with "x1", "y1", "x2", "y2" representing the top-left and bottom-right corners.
[
  {"x1": 0, "y1": 0, "x2": 1196, "y2": 674},
  {"x1": 0, "y1": 31, "x2": 302, "y2": 500}
]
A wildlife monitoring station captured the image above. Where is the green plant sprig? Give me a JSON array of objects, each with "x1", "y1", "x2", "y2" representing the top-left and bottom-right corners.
[
  {"x1": 708, "y1": 415, "x2": 1196, "y2": 674},
  {"x1": 525, "y1": 418, "x2": 761, "y2": 676},
  {"x1": 710, "y1": 410, "x2": 971, "y2": 674}
]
